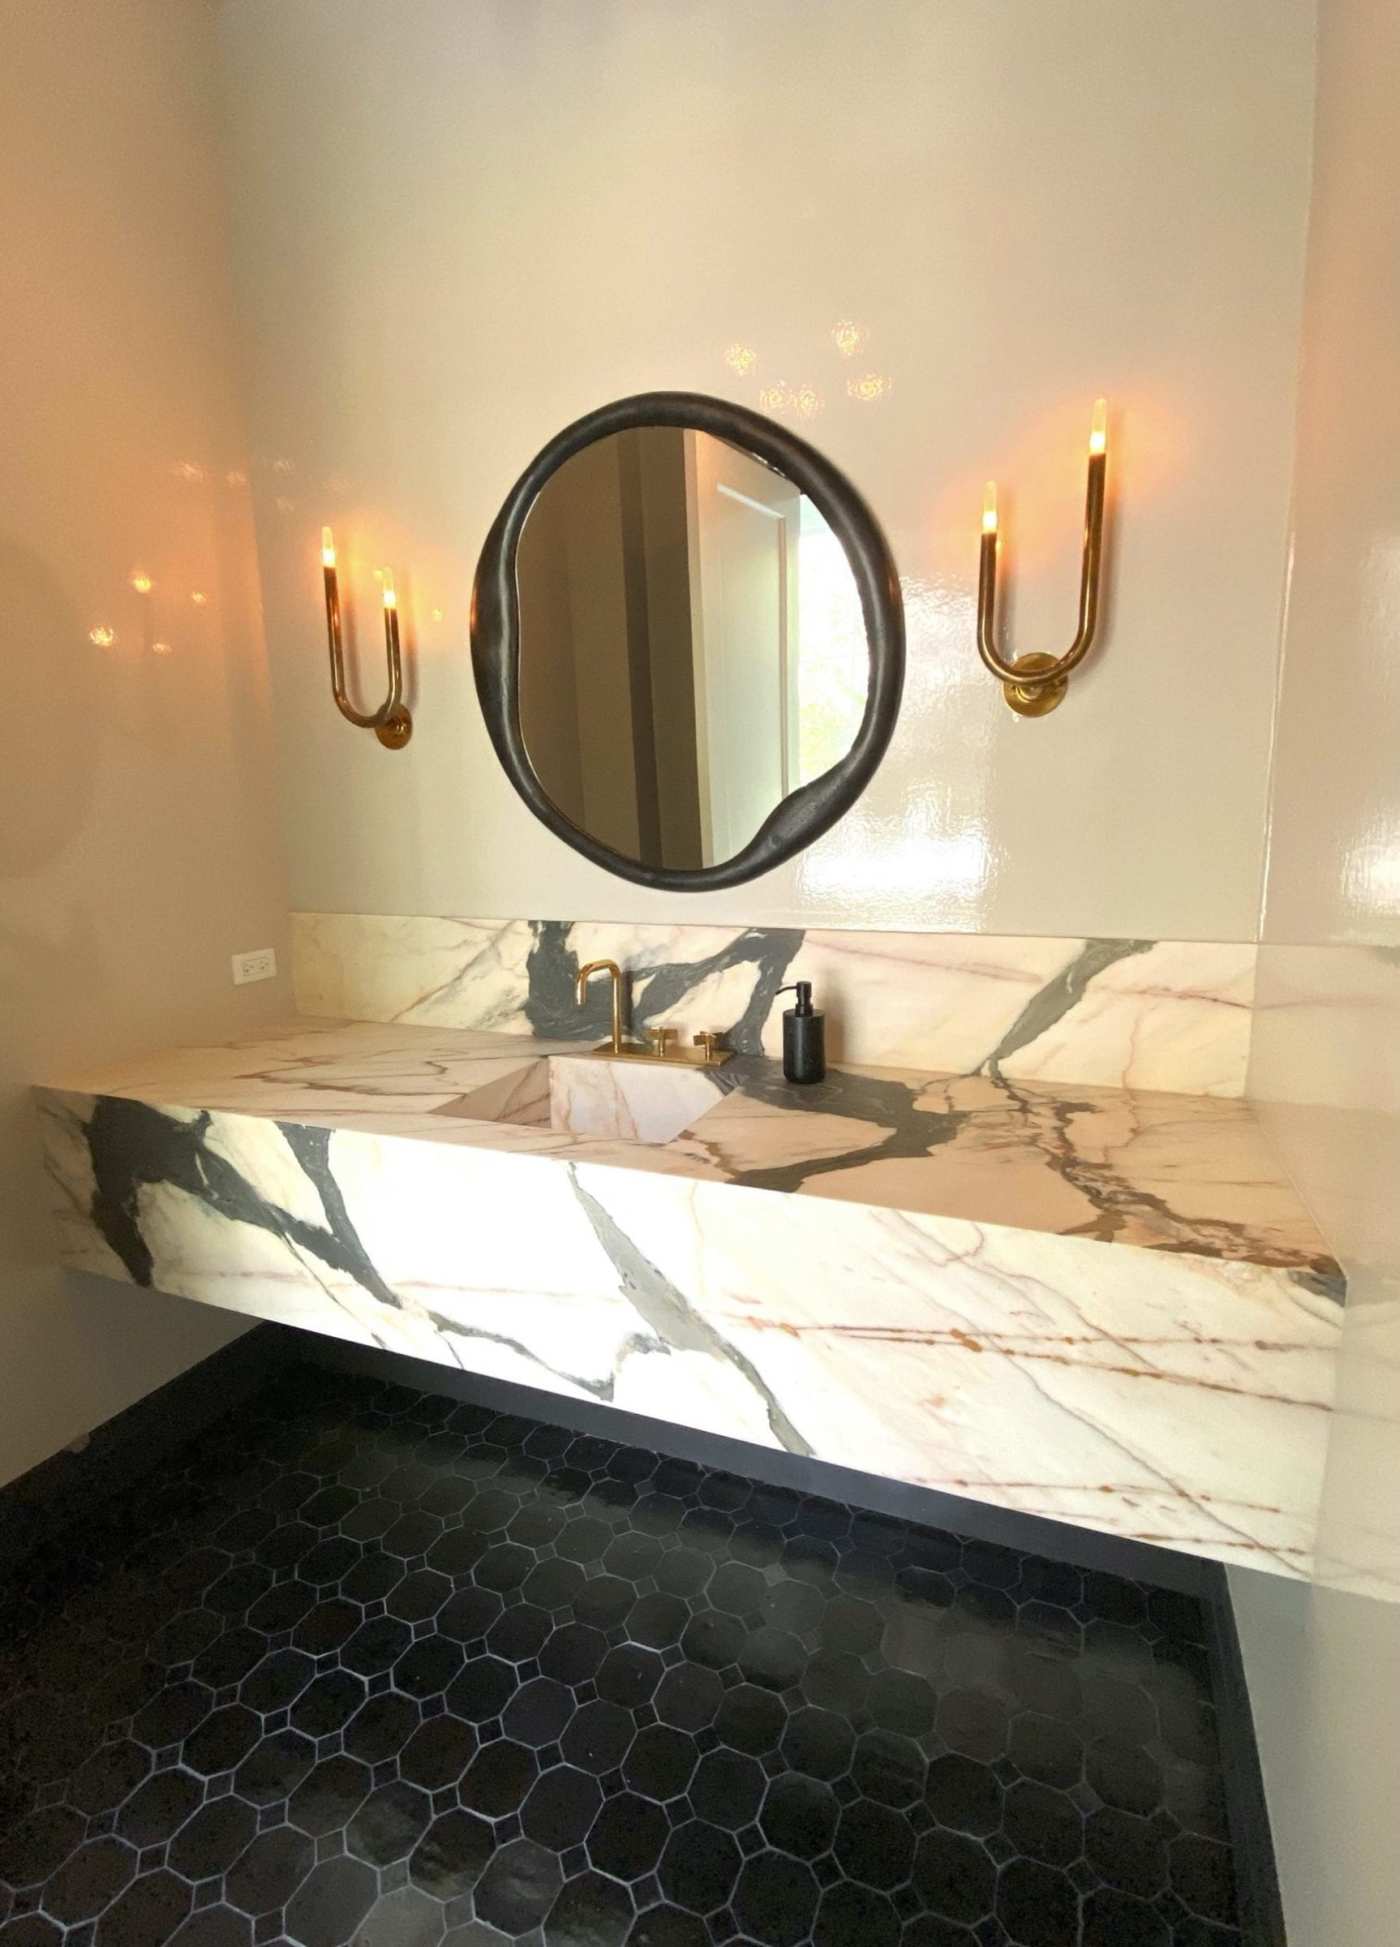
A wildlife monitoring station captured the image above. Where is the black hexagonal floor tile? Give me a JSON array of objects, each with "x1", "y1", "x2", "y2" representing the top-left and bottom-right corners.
[
  {"x1": 625, "y1": 1904, "x2": 707, "y2": 1946},
  {"x1": 116, "y1": 1770, "x2": 204, "y2": 1847},
  {"x1": 912, "y1": 1829, "x2": 997, "y2": 1926},
  {"x1": 473, "y1": 1835, "x2": 561, "y2": 1935},
  {"x1": 167, "y1": 1800, "x2": 259, "y2": 1881},
  {"x1": 812, "y1": 1879, "x2": 901, "y2": 1946},
  {"x1": 780, "y1": 1704, "x2": 854, "y2": 1782},
  {"x1": 996, "y1": 1857, "x2": 1079, "y2": 1946},
  {"x1": 560, "y1": 1696, "x2": 635, "y2": 1773},
  {"x1": 68, "y1": 1740, "x2": 150, "y2": 1815},
  {"x1": 184, "y1": 1704, "x2": 261, "y2": 1777},
  {"x1": 0, "y1": 1364, "x2": 1246, "y2": 1947},
  {"x1": 233, "y1": 1729, "x2": 315, "y2": 1807},
  {"x1": 461, "y1": 1736, "x2": 537, "y2": 1817},
  {"x1": 833, "y1": 1798, "x2": 914, "y2": 1890},
  {"x1": 290, "y1": 1668, "x2": 366, "y2": 1738},
  {"x1": 758, "y1": 1773, "x2": 838, "y2": 1859},
  {"x1": 168, "y1": 1906, "x2": 253, "y2": 1947},
  {"x1": 653, "y1": 1663, "x2": 722, "y2": 1734},
  {"x1": 732, "y1": 1849, "x2": 819, "y2": 1946},
  {"x1": 288, "y1": 1755, "x2": 371, "y2": 1837},
  {"x1": 407, "y1": 1807, "x2": 493, "y2": 1898},
  {"x1": 344, "y1": 1691, "x2": 419, "y2": 1764},
  {"x1": 346, "y1": 1781, "x2": 433, "y2": 1867},
  {"x1": 690, "y1": 1748, "x2": 765, "y2": 1830},
  {"x1": 623, "y1": 1723, "x2": 697, "y2": 1801},
  {"x1": 400, "y1": 1717, "x2": 479, "y2": 1792},
  {"x1": 42, "y1": 1838, "x2": 138, "y2": 1925},
  {"x1": 283, "y1": 1855, "x2": 376, "y2": 1947},
  {"x1": 224, "y1": 1825, "x2": 315, "y2": 1915},
  {"x1": 658, "y1": 1819, "x2": 741, "y2": 1915},
  {"x1": 1, "y1": 1806, "x2": 86, "y2": 1888},
  {"x1": 94, "y1": 1869, "x2": 191, "y2": 1947},
  {"x1": 590, "y1": 1792, "x2": 670, "y2": 1881}
]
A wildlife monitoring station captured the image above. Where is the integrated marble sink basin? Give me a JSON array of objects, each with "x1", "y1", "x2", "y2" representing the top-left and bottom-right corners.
[{"x1": 452, "y1": 1051, "x2": 731, "y2": 1147}]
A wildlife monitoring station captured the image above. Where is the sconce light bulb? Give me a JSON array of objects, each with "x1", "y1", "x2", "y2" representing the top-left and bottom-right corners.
[
  {"x1": 982, "y1": 482, "x2": 999, "y2": 534},
  {"x1": 321, "y1": 526, "x2": 337, "y2": 569},
  {"x1": 1089, "y1": 397, "x2": 1108, "y2": 456},
  {"x1": 381, "y1": 569, "x2": 397, "y2": 610}
]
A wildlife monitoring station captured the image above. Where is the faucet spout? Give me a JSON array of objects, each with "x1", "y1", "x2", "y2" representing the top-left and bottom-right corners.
[{"x1": 575, "y1": 959, "x2": 626, "y2": 1055}]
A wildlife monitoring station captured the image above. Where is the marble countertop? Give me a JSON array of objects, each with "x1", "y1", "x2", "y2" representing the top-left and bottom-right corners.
[
  {"x1": 40, "y1": 1016, "x2": 1342, "y2": 1294},
  {"x1": 38, "y1": 1017, "x2": 1345, "y2": 1577}
]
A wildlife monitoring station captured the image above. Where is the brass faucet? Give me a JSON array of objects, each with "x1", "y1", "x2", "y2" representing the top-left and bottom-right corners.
[
  {"x1": 576, "y1": 959, "x2": 628, "y2": 1054},
  {"x1": 574, "y1": 960, "x2": 731, "y2": 1068}
]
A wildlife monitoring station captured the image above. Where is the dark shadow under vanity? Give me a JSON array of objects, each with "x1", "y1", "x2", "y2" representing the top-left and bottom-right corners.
[{"x1": 0, "y1": 1326, "x2": 1281, "y2": 1947}]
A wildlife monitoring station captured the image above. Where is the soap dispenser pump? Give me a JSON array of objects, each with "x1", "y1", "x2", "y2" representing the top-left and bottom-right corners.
[{"x1": 776, "y1": 981, "x2": 825, "y2": 1084}]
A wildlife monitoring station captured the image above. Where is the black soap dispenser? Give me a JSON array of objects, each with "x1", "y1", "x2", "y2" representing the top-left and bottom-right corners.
[{"x1": 777, "y1": 981, "x2": 825, "y2": 1084}]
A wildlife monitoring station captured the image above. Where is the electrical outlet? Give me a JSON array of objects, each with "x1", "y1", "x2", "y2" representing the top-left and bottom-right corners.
[{"x1": 232, "y1": 946, "x2": 277, "y2": 986}]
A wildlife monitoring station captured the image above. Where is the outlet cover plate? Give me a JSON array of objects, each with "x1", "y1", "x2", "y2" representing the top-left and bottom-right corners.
[{"x1": 232, "y1": 947, "x2": 277, "y2": 986}]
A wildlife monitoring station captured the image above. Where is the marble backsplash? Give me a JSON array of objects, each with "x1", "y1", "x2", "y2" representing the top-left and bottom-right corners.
[{"x1": 292, "y1": 913, "x2": 1257, "y2": 1097}]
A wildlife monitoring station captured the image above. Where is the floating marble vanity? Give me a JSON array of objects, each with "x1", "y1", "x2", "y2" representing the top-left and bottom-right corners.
[{"x1": 37, "y1": 1010, "x2": 1340, "y2": 1582}]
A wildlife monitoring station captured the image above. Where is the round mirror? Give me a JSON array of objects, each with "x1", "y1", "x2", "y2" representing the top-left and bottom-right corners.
[{"x1": 472, "y1": 393, "x2": 904, "y2": 891}]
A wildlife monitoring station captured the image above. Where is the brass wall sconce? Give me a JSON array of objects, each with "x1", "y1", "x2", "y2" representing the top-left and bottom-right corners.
[
  {"x1": 976, "y1": 399, "x2": 1108, "y2": 717},
  {"x1": 322, "y1": 527, "x2": 412, "y2": 748}
]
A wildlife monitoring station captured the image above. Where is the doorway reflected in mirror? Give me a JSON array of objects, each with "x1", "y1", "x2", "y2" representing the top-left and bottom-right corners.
[{"x1": 516, "y1": 426, "x2": 865, "y2": 872}]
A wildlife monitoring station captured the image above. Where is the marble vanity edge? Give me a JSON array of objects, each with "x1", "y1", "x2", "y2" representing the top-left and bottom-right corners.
[
  {"x1": 38, "y1": 1084, "x2": 1337, "y2": 1581},
  {"x1": 290, "y1": 912, "x2": 1257, "y2": 1099},
  {"x1": 31, "y1": 1031, "x2": 1345, "y2": 1295}
]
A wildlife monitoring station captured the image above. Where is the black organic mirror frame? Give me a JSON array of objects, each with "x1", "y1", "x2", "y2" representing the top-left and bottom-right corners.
[{"x1": 471, "y1": 390, "x2": 905, "y2": 891}]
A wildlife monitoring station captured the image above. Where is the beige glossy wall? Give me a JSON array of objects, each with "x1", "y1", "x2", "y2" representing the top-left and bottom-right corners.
[
  {"x1": 215, "y1": 0, "x2": 1315, "y2": 941},
  {"x1": 1231, "y1": 0, "x2": 1400, "y2": 1937},
  {"x1": 0, "y1": 0, "x2": 291, "y2": 1486}
]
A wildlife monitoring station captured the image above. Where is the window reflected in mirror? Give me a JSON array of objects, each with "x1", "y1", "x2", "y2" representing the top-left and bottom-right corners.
[{"x1": 516, "y1": 427, "x2": 867, "y2": 872}]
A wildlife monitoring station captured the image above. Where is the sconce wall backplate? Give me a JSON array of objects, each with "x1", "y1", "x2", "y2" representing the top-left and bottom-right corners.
[{"x1": 1003, "y1": 652, "x2": 1069, "y2": 717}]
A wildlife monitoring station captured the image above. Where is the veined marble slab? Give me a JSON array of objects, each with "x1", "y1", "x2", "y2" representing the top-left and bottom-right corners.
[
  {"x1": 38, "y1": 1019, "x2": 1340, "y2": 1578},
  {"x1": 292, "y1": 913, "x2": 1256, "y2": 1097},
  {"x1": 1250, "y1": 942, "x2": 1400, "y2": 1603}
]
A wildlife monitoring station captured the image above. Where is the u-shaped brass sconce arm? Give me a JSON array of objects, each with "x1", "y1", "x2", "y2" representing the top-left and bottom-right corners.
[
  {"x1": 976, "y1": 401, "x2": 1108, "y2": 717},
  {"x1": 322, "y1": 529, "x2": 413, "y2": 749}
]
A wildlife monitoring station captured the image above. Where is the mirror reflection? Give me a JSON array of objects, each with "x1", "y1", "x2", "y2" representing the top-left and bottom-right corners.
[{"x1": 516, "y1": 427, "x2": 867, "y2": 871}]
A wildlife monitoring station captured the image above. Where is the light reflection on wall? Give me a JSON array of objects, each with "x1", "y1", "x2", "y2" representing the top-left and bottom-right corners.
[
  {"x1": 797, "y1": 569, "x2": 992, "y2": 922},
  {"x1": 1343, "y1": 820, "x2": 1400, "y2": 919},
  {"x1": 75, "y1": 455, "x2": 253, "y2": 663},
  {"x1": 757, "y1": 379, "x2": 824, "y2": 418},
  {"x1": 801, "y1": 819, "x2": 991, "y2": 913},
  {"x1": 727, "y1": 322, "x2": 890, "y2": 424}
]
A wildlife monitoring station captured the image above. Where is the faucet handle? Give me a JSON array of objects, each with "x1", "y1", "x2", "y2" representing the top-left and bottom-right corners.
[
  {"x1": 692, "y1": 1031, "x2": 725, "y2": 1065},
  {"x1": 646, "y1": 1026, "x2": 677, "y2": 1062}
]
